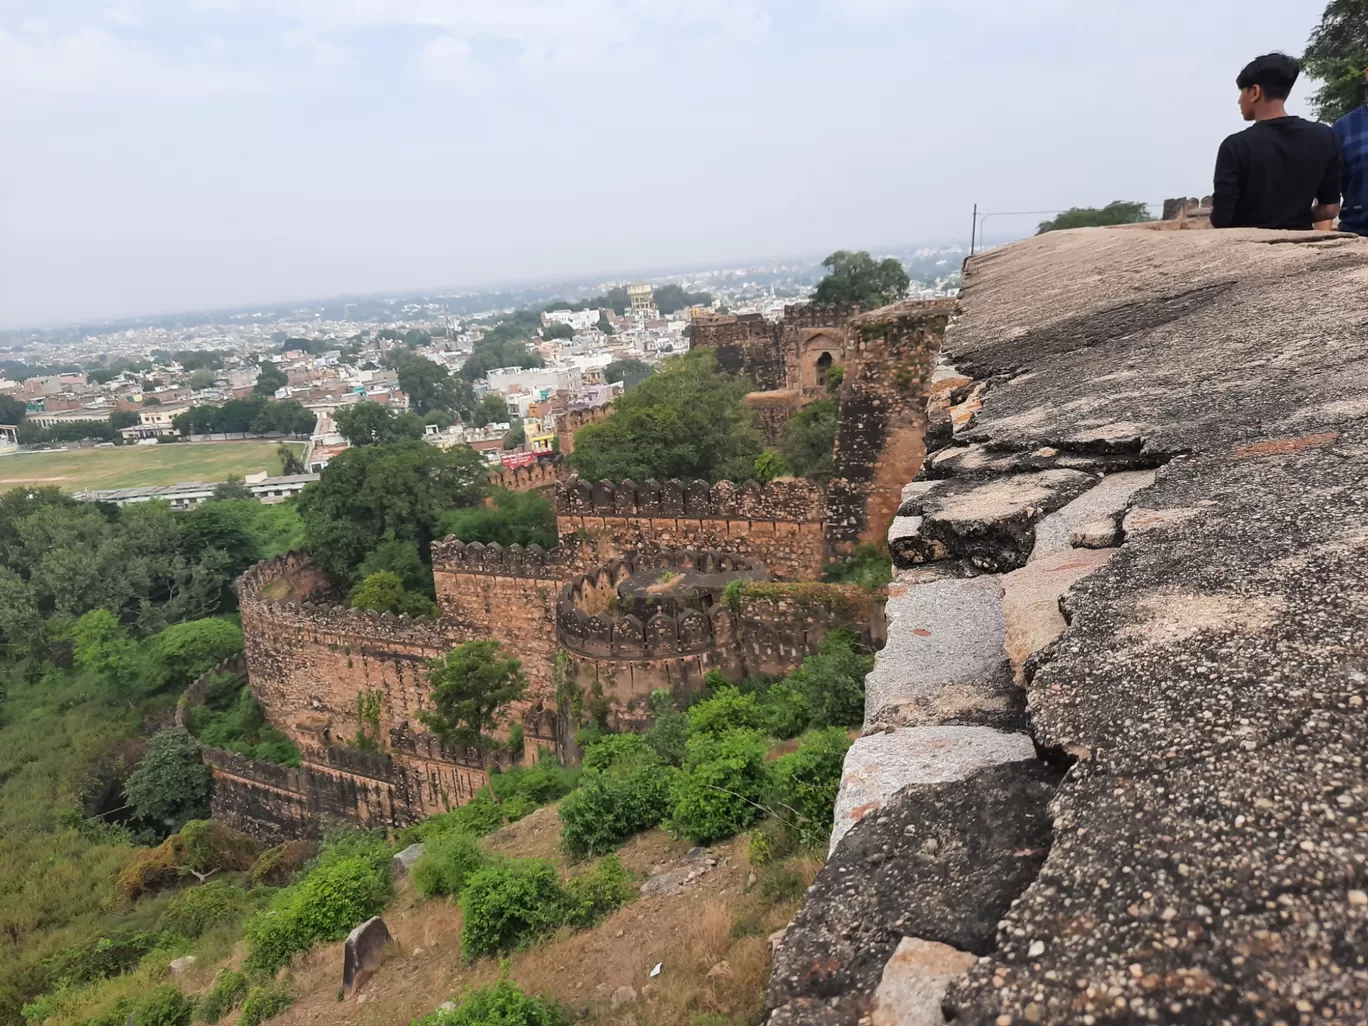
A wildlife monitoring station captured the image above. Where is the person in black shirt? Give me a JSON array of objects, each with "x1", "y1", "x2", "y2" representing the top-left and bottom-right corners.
[{"x1": 1211, "y1": 53, "x2": 1341, "y2": 230}]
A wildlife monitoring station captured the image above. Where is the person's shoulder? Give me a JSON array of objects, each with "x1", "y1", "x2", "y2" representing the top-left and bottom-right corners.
[{"x1": 1334, "y1": 106, "x2": 1368, "y2": 131}]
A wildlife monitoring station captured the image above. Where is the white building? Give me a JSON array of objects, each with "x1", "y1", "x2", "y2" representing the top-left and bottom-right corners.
[{"x1": 542, "y1": 309, "x2": 602, "y2": 331}]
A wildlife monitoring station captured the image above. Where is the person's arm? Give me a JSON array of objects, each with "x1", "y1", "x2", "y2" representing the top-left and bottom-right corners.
[
  {"x1": 1313, "y1": 132, "x2": 1344, "y2": 226},
  {"x1": 1211, "y1": 136, "x2": 1240, "y2": 228}
]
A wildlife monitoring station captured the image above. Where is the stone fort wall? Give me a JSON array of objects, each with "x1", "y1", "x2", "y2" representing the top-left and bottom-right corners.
[{"x1": 555, "y1": 475, "x2": 828, "y2": 581}]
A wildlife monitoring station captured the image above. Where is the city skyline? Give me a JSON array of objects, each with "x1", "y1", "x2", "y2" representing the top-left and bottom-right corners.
[{"x1": 1, "y1": 1, "x2": 1327, "y2": 326}]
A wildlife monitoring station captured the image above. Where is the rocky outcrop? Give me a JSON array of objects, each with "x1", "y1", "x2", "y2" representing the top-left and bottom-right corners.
[{"x1": 771, "y1": 226, "x2": 1368, "y2": 1025}]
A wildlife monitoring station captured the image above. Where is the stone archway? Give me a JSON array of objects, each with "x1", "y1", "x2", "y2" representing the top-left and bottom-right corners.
[{"x1": 815, "y1": 351, "x2": 833, "y2": 387}]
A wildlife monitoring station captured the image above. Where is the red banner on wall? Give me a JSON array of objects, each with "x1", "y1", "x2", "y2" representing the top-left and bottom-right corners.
[{"x1": 499, "y1": 450, "x2": 538, "y2": 469}]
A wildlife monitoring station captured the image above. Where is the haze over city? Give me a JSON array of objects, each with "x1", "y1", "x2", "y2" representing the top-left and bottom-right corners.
[{"x1": 0, "y1": 1, "x2": 1328, "y2": 326}]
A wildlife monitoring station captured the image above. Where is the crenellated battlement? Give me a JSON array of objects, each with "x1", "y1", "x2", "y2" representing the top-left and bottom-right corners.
[
  {"x1": 430, "y1": 538, "x2": 574, "y2": 579},
  {"x1": 486, "y1": 459, "x2": 568, "y2": 493},
  {"x1": 555, "y1": 474, "x2": 824, "y2": 523}
]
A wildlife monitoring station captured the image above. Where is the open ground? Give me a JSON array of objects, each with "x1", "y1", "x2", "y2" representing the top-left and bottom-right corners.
[{"x1": 0, "y1": 441, "x2": 304, "y2": 492}]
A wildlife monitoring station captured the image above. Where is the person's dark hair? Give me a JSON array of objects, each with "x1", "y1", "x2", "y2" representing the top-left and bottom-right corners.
[{"x1": 1236, "y1": 53, "x2": 1301, "y2": 100}]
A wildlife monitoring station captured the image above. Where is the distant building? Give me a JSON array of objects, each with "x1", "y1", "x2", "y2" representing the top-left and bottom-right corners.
[
  {"x1": 75, "y1": 474, "x2": 318, "y2": 510},
  {"x1": 120, "y1": 405, "x2": 190, "y2": 439},
  {"x1": 627, "y1": 284, "x2": 654, "y2": 317}
]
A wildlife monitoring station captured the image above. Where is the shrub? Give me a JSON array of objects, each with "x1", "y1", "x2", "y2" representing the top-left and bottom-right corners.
[
  {"x1": 579, "y1": 732, "x2": 652, "y2": 774},
  {"x1": 35, "y1": 933, "x2": 158, "y2": 991},
  {"x1": 644, "y1": 689, "x2": 688, "y2": 766},
  {"x1": 239, "y1": 985, "x2": 292, "y2": 1026},
  {"x1": 685, "y1": 687, "x2": 763, "y2": 737},
  {"x1": 71, "y1": 997, "x2": 134, "y2": 1026},
  {"x1": 245, "y1": 848, "x2": 391, "y2": 974},
  {"x1": 158, "y1": 881, "x2": 252, "y2": 939},
  {"x1": 416, "y1": 978, "x2": 563, "y2": 1026},
  {"x1": 131, "y1": 986, "x2": 193, "y2": 1026},
  {"x1": 783, "y1": 631, "x2": 873, "y2": 729},
  {"x1": 403, "y1": 793, "x2": 505, "y2": 844},
  {"x1": 488, "y1": 759, "x2": 578, "y2": 807},
  {"x1": 153, "y1": 619, "x2": 243, "y2": 687},
  {"x1": 560, "y1": 856, "x2": 633, "y2": 930},
  {"x1": 188, "y1": 682, "x2": 301, "y2": 767},
  {"x1": 757, "y1": 862, "x2": 810, "y2": 903},
  {"x1": 771, "y1": 727, "x2": 852, "y2": 847},
  {"x1": 757, "y1": 684, "x2": 810, "y2": 740},
  {"x1": 746, "y1": 818, "x2": 796, "y2": 867},
  {"x1": 460, "y1": 859, "x2": 567, "y2": 960},
  {"x1": 196, "y1": 970, "x2": 249, "y2": 1024},
  {"x1": 669, "y1": 729, "x2": 770, "y2": 845},
  {"x1": 414, "y1": 832, "x2": 485, "y2": 899},
  {"x1": 248, "y1": 839, "x2": 317, "y2": 886},
  {"x1": 179, "y1": 819, "x2": 258, "y2": 874},
  {"x1": 123, "y1": 728, "x2": 213, "y2": 832},
  {"x1": 558, "y1": 761, "x2": 674, "y2": 858}
]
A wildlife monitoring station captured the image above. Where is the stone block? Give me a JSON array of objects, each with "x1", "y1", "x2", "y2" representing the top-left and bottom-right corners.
[
  {"x1": 390, "y1": 843, "x2": 424, "y2": 879},
  {"x1": 870, "y1": 938, "x2": 976, "y2": 1026},
  {"x1": 1028, "y1": 469, "x2": 1155, "y2": 561},
  {"x1": 864, "y1": 576, "x2": 1019, "y2": 732},
  {"x1": 1000, "y1": 548, "x2": 1113, "y2": 683},
  {"x1": 342, "y1": 916, "x2": 392, "y2": 998},
  {"x1": 832, "y1": 726, "x2": 1038, "y2": 851}
]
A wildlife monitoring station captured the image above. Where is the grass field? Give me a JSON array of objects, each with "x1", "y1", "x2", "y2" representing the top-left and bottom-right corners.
[{"x1": 0, "y1": 441, "x2": 304, "y2": 493}]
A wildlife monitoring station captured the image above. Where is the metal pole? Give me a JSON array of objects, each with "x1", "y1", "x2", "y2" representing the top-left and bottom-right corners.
[{"x1": 970, "y1": 204, "x2": 978, "y2": 256}]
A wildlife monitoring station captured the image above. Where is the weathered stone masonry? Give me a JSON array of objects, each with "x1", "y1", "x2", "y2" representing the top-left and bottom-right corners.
[{"x1": 224, "y1": 299, "x2": 946, "y2": 841}]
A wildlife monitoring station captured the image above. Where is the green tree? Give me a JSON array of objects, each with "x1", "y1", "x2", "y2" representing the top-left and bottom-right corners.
[
  {"x1": 393, "y1": 353, "x2": 474, "y2": 417},
  {"x1": 71, "y1": 608, "x2": 140, "y2": 693},
  {"x1": 811, "y1": 251, "x2": 909, "y2": 309},
  {"x1": 1303, "y1": 0, "x2": 1368, "y2": 122},
  {"x1": 189, "y1": 368, "x2": 217, "y2": 391},
  {"x1": 541, "y1": 322, "x2": 575, "y2": 341},
  {"x1": 154, "y1": 618, "x2": 244, "y2": 686},
  {"x1": 356, "y1": 538, "x2": 431, "y2": 593},
  {"x1": 394, "y1": 411, "x2": 428, "y2": 440},
  {"x1": 779, "y1": 398, "x2": 838, "y2": 482},
  {"x1": 752, "y1": 451, "x2": 793, "y2": 483},
  {"x1": 278, "y1": 444, "x2": 306, "y2": 475},
  {"x1": 251, "y1": 400, "x2": 315, "y2": 436},
  {"x1": 253, "y1": 361, "x2": 288, "y2": 397},
  {"x1": 212, "y1": 476, "x2": 254, "y2": 502},
  {"x1": 472, "y1": 393, "x2": 508, "y2": 428},
  {"x1": 0, "y1": 568, "x2": 42, "y2": 659},
  {"x1": 569, "y1": 350, "x2": 762, "y2": 483},
  {"x1": 595, "y1": 314, "x2": 615, "y2": 336},
  {"x1": 0, "y1": 395, "x2": 25, "y2": 426},
  {"x1": 439, "y1": 488, "x2": 558, "y2": 549},
  {"x1": 1036, "y1": 201, "x2": 1154, "y2": 233},
  {"x1": 424, "y1": 409, "x2": 455, "y2": 430},
  {"x1": 418, "y1": 640, "x2": 528, "y2": 754},
  {"x1": 334, "y1": 401, "x2": 400, "y2": 446},
  {"x1": 460, "y1": 327, "x2": 546, "y2": 381},
  {"x1": 124, "y1": 727, "x2": 213, "y2": 830},
  {"x1": 297, "y1": 440, "x2": 487, "y2": 581},
  {"x1": 603, "y1": 358, "x2": 654, "y2": 390},
  {"x1": 652, "y1": 284, "x2": 712, "y2": 315},
  {"x1": 348, "y1": 571, "x2": 438, "y2": 618},
  {"x1": 502, "y1": 422, "x2": 526, "y2": 450},
  {"x1": 109, "y1": 409, "x2": 140, "y2": 431}
]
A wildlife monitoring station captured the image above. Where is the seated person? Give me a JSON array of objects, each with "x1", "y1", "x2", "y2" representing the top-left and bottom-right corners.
[
  {"x1": 1211, "y1": 53, "x2": 1341, "y2": 230},
  {"x1": 1333, "y1": 66, "x2": 1368, "y2": 236}
]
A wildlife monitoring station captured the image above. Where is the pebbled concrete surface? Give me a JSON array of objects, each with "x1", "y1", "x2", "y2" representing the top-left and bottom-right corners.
[
  {"x1": 1029, "y1": 468, "x2": 1156, "y2": 561},
  {"x1": 931, "y1": 227, "x2": 1368, "y2": 1023}
]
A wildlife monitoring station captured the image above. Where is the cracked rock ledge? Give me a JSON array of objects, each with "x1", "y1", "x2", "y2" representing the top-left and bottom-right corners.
[{"x1": 765, "y1": 226, "x2": 1368, "y2": 1026}]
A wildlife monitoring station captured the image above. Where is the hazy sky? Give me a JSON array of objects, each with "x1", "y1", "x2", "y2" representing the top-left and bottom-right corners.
[{"x1": 0, "y1": 1, "x2": 1328, "y2": 327}]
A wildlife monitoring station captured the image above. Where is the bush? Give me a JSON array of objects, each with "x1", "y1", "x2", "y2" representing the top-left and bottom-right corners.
[
  {"x1": 34, "y1": 933, "x2": 158, "y2": 991},
  {"x1": 644, "y1": 689, "x2": 688, "y2": 766},
  {"x1": 414, "y1": 832, "x2": 485, "y2": 899},
  {"x1": 123, "y1": 728, "x2": 213, "y2": 832},
  {"x1": 560, "y1": 856, "x2": 633, "y2": 930},
  {"x1": 685, "y1": 687, "x2": 763, "y2": 737},
  {"x1": 558, "y1": 761, "x2": 674, "y2": 858},
  {"x1": 179, "y1": 819, "x2": 258, "y2": 874},
  {"x1": 71, "y1": 997, "x2": 135, "y2": 1026},
  {"x1": 488, "y1": 759, "x2": 578, "y2": 807},
  {"x1": 757, "y1": 684, "x2": 810, "y2": 740},
  {"x1": 416, "y1": 978, "x2": 563, "y2": 1026},
  {"x1": 153, "y1": 619, "x2": 243, "y2": 687},
  {"x1": 239, "y1": 985, "x2": 292, "y2": 1026},
  {"x1": 669, "y1": 729, "x2": 770, "y2": 845},
  {"x1": 579, "y1": 732, "x2": 653, "y2": 774},
  {"x1": 771, "y1": 728, "x2": 852, "y2": 847},
  {"x1": 403, "y1": 793, "x2": 505, "y2": 844},
  {"x1": 460, "y1": 859, "x2": 567, "y2": 960},
  {"x1": 245, "y1": 845, "x2": 392, "y2": 974},
  {"x1": 188, "y1": 682, "x2": 301, "y2": 767},
  {"x1": 248, "y1": 839, "x2": 317, "y2": 886},
  {"x1": 746, "y1": 818, "x2": 796, "y2": 867},
  {"x1": 158, "y1": 880, "x2": 252, "y2": 939},
  {"x1": 783, "y1": 631, "x2": 873, "y2": 730},
  {"x1": 196, "y1": 970, "x2": 248, "y2": 1024},
  {"x1": 131, "y1": 986, "x2": 193, "y2": 1026}
]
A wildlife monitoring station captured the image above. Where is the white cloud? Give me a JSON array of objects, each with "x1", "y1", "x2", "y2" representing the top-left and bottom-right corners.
[{"x1": 420, "y1": 33, "x2": 473, "y2": 83}]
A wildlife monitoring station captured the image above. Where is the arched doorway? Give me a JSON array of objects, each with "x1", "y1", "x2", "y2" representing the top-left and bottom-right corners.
[{"x1": 815, "y1": 351, "x2": 833, "y2": 387}]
